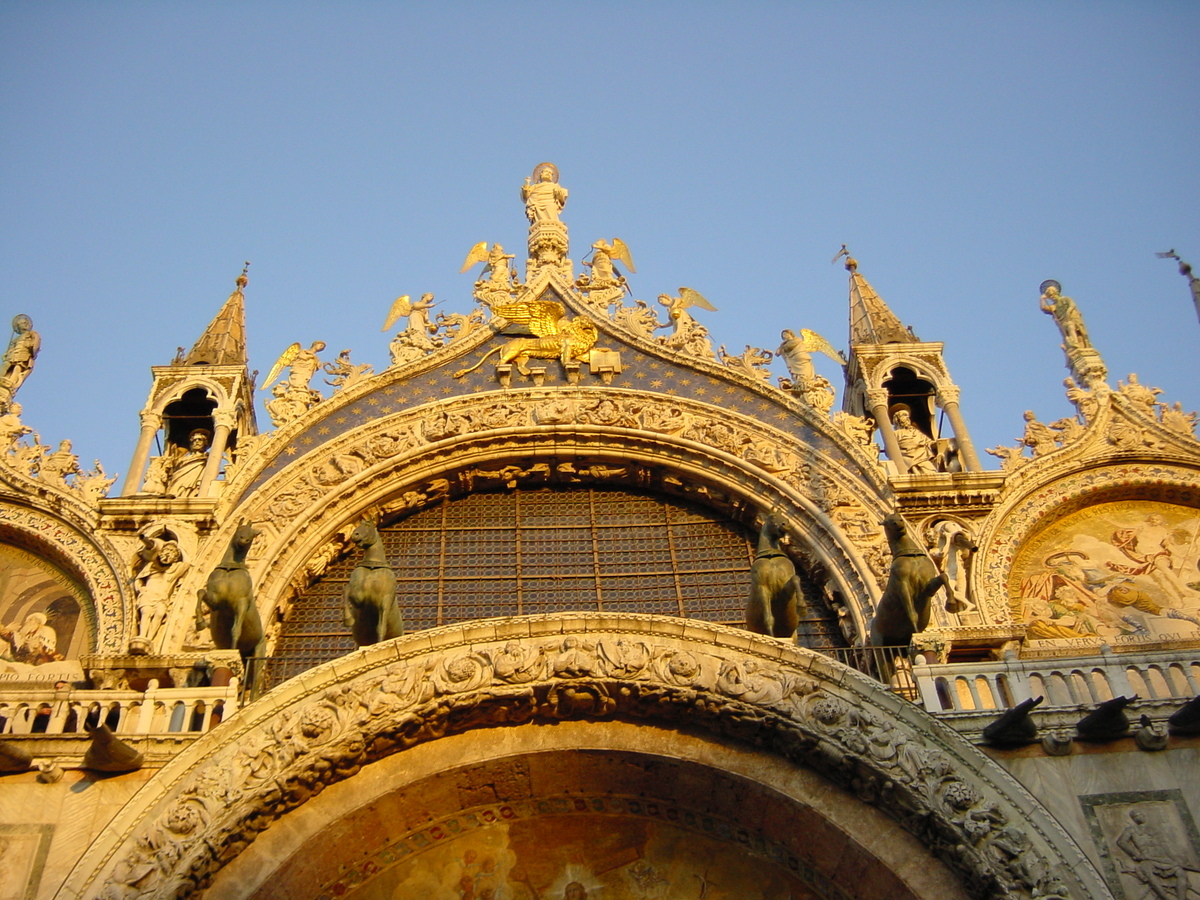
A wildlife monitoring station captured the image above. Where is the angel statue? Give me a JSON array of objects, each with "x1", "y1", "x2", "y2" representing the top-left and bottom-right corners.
[
  {"x1": 460, "y1": 243, "x2": 518, "y2": 307},
  {"x1": 578, "y1": 238, "x2": 635, "y2": 308},
  {"x1": 454, "y1": 299, "x2": 599, "y2": 378},
  {"x1": 657, "y1": 287, "x2": 716, "y2": 358},
  {"x1": 262, "y1": 340, "x2": 326, "y2": 426},
  {"x1": 777, "y1": 329, "x2": 846, "y2": 385}
]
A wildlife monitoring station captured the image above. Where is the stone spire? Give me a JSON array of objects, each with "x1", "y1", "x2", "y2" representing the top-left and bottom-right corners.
[
  {"x1": 185, "y1": 263, "x2": 249, "y2": 366},
  {"x1": 842, "y1": 249, "x2": 917, "y2": 346}
]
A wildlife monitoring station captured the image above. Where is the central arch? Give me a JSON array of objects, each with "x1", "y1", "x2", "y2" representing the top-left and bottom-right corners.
[{"x1": 63, "y1": 615, "x2": 1113, "y2": 900}]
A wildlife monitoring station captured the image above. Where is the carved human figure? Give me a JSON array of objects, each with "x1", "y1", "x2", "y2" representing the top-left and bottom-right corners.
[
  {"x1": 930, "y1": 520, "x2": 977, "y2": 612},
  {"x1": 133, "y1": 532, "x2": 189, "y2": 644},
  {"x1": 1039, "y1": 281, "x2": 1091, "y2": 351},
  {"x1": 0, "y1": 612, "x2": 60, "y2": 665},
  {"x1": 1019, "y1": 411, "x2": 1059, "y2": 457},
  {"x1": 164, "y1": 429, "x2": 212, "y2": 498},
  {"x1": 1064, "y1": 377, "x2": 1099, "y2": 422},
  {"x1": 286, "y1": 342, "x2": 326, "y2": 392},
  {"x1": 0, "y1": 401, "x2": 30, "y2": 451},
  {"x1": 890, "y1": 409, "x2": 936, "y2": 474},
  {"x1": 0, "y1": 314, "x2": 40, "y2": 409},
  {"x1": 1115, "y1": 809, "x2": 1192, "y2": 900},
  {"x1": 521, "y1": 165, "x2": 567, "y2": 224},
  {"x1": 1119, "y1": 373, "x2": 1163, "y2": 412},
  {"x1": 40, "y1": 439, "x2": 82, "y2": 484}
]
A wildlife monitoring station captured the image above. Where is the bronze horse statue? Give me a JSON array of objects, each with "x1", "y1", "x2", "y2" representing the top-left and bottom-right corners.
[
  {"x1": 344, "y1": 519, "x2": 404, "y2": 647},
  {"x1": 869, "y1": 513, "x2": 946, "y2": 647},
  {"x1": 195, "y1": 519, "x2": 264, "y2": 659},
  {"x1": 745, "y1": 511, "x2": 804, "y2": 638}
]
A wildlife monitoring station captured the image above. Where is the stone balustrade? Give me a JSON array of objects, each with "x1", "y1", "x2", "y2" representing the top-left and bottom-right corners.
[
  {"x1": 0, "y1": 679, "x2": 239, "y2": 737},
  {"x1": 913, "y1": 646, "x2": 1200, "y2": 713}
]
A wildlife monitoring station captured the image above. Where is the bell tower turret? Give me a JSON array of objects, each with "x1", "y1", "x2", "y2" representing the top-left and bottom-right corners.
[
  {"x1": 839, "y1": 250, "x2": 983, "y2": 475},
  {"x1": 121, "y1": 265, "x2": 258, "y2": 498}
]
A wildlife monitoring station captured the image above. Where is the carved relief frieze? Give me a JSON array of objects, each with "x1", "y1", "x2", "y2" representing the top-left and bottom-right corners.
[{"x1": 82, "y1": 618, "x2": 1103, "y2": 900}]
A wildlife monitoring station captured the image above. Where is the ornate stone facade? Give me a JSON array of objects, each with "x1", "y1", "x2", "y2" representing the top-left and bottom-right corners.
[{"x1": 1, "y1": 168, "x2": 1198, "y2": 900}]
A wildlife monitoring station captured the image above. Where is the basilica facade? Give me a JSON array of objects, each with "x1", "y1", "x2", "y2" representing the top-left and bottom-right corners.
[{"x1": 1, "y1": 166, "x2": 1198, "y2": 900}]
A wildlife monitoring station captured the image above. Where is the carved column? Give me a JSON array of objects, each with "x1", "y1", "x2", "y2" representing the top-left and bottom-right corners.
[
  {"x1": 122, "y1": 410, "x2": 163, "y2": 496},
  {"x1": 936, "y1": 385, "x2": 982, "y2": 472},
  {"x1": 866, "y1": 389, "x2": 907, "y2": 474},
  {"x1": 200, "y1": 410, "x2": 235, "y2": 498}
]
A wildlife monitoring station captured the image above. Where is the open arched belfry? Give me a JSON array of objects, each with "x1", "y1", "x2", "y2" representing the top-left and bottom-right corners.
[{"x1": 2, "y1": 166, "x2": 1199, "y2": 900}]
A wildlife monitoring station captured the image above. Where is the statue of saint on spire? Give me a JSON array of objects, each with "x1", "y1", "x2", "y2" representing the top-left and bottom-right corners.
[{"x1": 521, "y1": 163, "x2": 569, "y2": 274}]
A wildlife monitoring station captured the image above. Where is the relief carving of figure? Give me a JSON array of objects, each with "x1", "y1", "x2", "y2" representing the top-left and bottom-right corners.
[
  {"x1": 1115, "y1": 809, "x2": 1195, "y2": 900},
  {"x1": 641, "y1": 403, "x2": 690, "y2": 435},
  {"x1": 890, "y1": 408, "x2": 936, "y2": 474},
  {"x1": 263, "y1": 341, "x2": 326, "y2": 426},
  {"x1": 491, "y1": 641, "x2": 544, "y2": 684},
  {"x1": 0, "y1": 314, "x2": 40, "y2": 411},
  {"x1": 323, "y1": 349, "x2": 374, "y2": 390},
  {"x1": 1039, "y1": 280, "x2": 1091, "y2": 352}
]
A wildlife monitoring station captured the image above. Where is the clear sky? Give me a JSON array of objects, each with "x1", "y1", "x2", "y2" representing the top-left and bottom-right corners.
[{"x1": 1, "y1": 2, "x2": 1197, "y2": 479}]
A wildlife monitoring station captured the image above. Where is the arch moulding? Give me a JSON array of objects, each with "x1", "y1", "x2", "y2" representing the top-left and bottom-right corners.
[{"x1": 64, "y1": 614, "x2": 1111, "y2": 900}]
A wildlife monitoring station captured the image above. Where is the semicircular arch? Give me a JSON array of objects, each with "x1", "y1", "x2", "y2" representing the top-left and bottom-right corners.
[{"x1": 62, "y1": 614, "x2": 1112, "y2": 900}]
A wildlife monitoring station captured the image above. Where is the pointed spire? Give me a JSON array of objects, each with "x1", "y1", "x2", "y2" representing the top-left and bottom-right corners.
[
  {"x1": 185, "y1": 263, "x2": 249, "y2": 366},
  {"x1": 838, "y1": 247, "x2": 918, "y2": 346}
]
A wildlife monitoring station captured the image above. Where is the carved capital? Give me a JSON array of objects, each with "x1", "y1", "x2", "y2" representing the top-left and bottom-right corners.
[
  {"x1": 139, "y1": 409, "x2": 164, "y2": 431},
  {"x1": 864, "y1": 388, "x2": 890, "y2": 411},
  {"x1": 935, "y1": 384, "x2": 961, "y2": 407}
]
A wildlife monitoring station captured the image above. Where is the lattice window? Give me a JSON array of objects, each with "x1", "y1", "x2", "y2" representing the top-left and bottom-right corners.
[{"x1": 271, "y1": 488, "x2": 847, "y2": 683}]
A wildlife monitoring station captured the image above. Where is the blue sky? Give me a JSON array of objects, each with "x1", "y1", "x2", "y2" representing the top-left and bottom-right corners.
[{"x1": 1, "y1": 2, "x2": 1197, "y2": 478}]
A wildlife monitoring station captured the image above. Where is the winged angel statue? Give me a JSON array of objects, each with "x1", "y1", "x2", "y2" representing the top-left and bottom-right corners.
[
  {"x1": 777, "y1": 328, "x2": 846, "y2": 412},
  {"x1": 461, "y1": 242, "x2": 518, "y2": 307},
  {"x1": 262, "y1": 340, "x2": 326, "y2": 426},
  {"x1": 657, "y1": 287, "x2": 717, "y2": 357},
  {"x1": 454, "y1": 299, "x2": 599, "y2": 378}
]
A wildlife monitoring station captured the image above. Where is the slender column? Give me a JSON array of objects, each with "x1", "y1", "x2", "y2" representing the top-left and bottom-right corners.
[
  {"x1": 936, "y1": 385, "x2": 982, "y2": 472},
  {"x1": 122, "y1": 410, "x2": 162, "y2": 496},
  {"x1": 200, "y1": 410, "x2": 235, "y2": 497},
  {"x1": 866, "y1": 389, "x2": 907, "y2": 474}
]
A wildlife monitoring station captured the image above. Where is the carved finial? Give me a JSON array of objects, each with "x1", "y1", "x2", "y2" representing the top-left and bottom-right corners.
[{"x1": 237, "y1": 261, "x2": 250, "y2": 290}]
